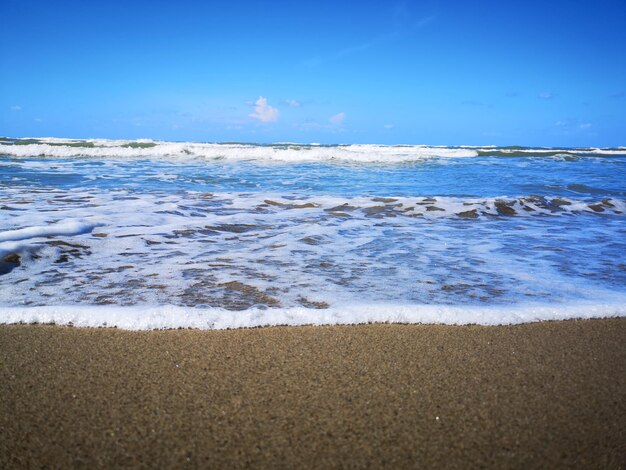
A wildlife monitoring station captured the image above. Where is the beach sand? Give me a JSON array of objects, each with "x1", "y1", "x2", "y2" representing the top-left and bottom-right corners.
[{"x1": 1, "y1": 318, "x2": 625, "y2": 468}]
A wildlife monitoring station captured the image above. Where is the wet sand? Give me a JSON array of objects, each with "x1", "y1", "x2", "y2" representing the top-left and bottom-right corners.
[{"x1": 1, "y1": 318, "x2": 625, "y2": 468}]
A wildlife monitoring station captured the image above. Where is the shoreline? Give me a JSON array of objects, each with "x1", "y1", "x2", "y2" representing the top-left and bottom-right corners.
[
  {"x1": 2, "y1": 302, "x2": 625, "y2": 330},
  {"x1": 2, "y1": 318, "x2": 625, "y2": 468}
]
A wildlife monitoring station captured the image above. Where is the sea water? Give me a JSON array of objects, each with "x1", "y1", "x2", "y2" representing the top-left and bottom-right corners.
[{"x1": 1, "y1": 138, "x2": 625, "y2": 328}]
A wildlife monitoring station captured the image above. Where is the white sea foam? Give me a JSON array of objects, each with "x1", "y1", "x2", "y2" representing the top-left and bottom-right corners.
[
  {"x1": 1, "y1": 300, "x2": 625, "y2": 330},
  {"x1": 1, "y1": 185, "x2": 624, "y2": 314}
]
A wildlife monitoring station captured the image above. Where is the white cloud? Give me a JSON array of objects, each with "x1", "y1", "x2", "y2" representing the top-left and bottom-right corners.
[
  {"x1": 554, "y1": 119, "x2": 593, "y2": 133},
  {"x1": 384, "y1": 124, "x2": 394, "y2": 129},
  {"x1": 539, "y1": 92, "x2": 555, "y2": 100},
  {"x1": 329, "y1": 112, "x2": 346, "y2": 125},
  {"x1": 249, "y1": 96, "x2": 279, "y2": 122},
  {"x1": 10, "y1": 105, "x2": 22, "y2": 111},
  {"x1": 285, "y1": 99, "x2": 301, "y2": 107}
]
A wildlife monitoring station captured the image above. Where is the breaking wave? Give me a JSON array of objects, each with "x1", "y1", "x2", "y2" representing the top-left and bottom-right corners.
[{"x1": 2, "y1": 138, "x2": 624, "y2": 163}]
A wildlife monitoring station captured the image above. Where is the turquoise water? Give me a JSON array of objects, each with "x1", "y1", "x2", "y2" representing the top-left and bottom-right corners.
[
  {"x1": 2, "y1": 153, "x2": 625, "y2": 197},
  {"x1": 0, "y1": 139, "x2": 625, "y2": 328}
]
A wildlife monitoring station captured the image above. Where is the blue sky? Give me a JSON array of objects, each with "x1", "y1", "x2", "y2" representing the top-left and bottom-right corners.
[{"x1": 1, "y1": 0, "x2": 625, "y2": 146}]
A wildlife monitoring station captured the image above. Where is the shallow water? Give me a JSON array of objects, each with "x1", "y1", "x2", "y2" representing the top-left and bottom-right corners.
[{"x1": 1, "y1": 139, "x2": 625, "y2": 328}]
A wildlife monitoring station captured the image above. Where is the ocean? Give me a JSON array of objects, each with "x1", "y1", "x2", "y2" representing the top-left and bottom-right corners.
[{"x1": 1, "y1": 137, "x2": 625, "y2": 328}]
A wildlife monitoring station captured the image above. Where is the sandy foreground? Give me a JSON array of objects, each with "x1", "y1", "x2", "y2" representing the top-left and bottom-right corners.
[{"x1": 1, "y1": 319, "x2": 625, "y2": 468}]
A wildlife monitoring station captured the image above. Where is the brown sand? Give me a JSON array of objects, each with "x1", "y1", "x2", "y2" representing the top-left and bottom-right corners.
[{"x1": 1, "y1": 319, "x2": 625, "y2": 468}]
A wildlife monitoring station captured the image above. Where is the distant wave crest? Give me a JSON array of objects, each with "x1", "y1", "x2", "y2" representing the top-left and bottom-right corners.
[
  {"x1": 1, "y1": 138, "x2": 477, "y2": 162},
  {"x1": 2, "y1": 137, "x2": 624, "y2": 162}
]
